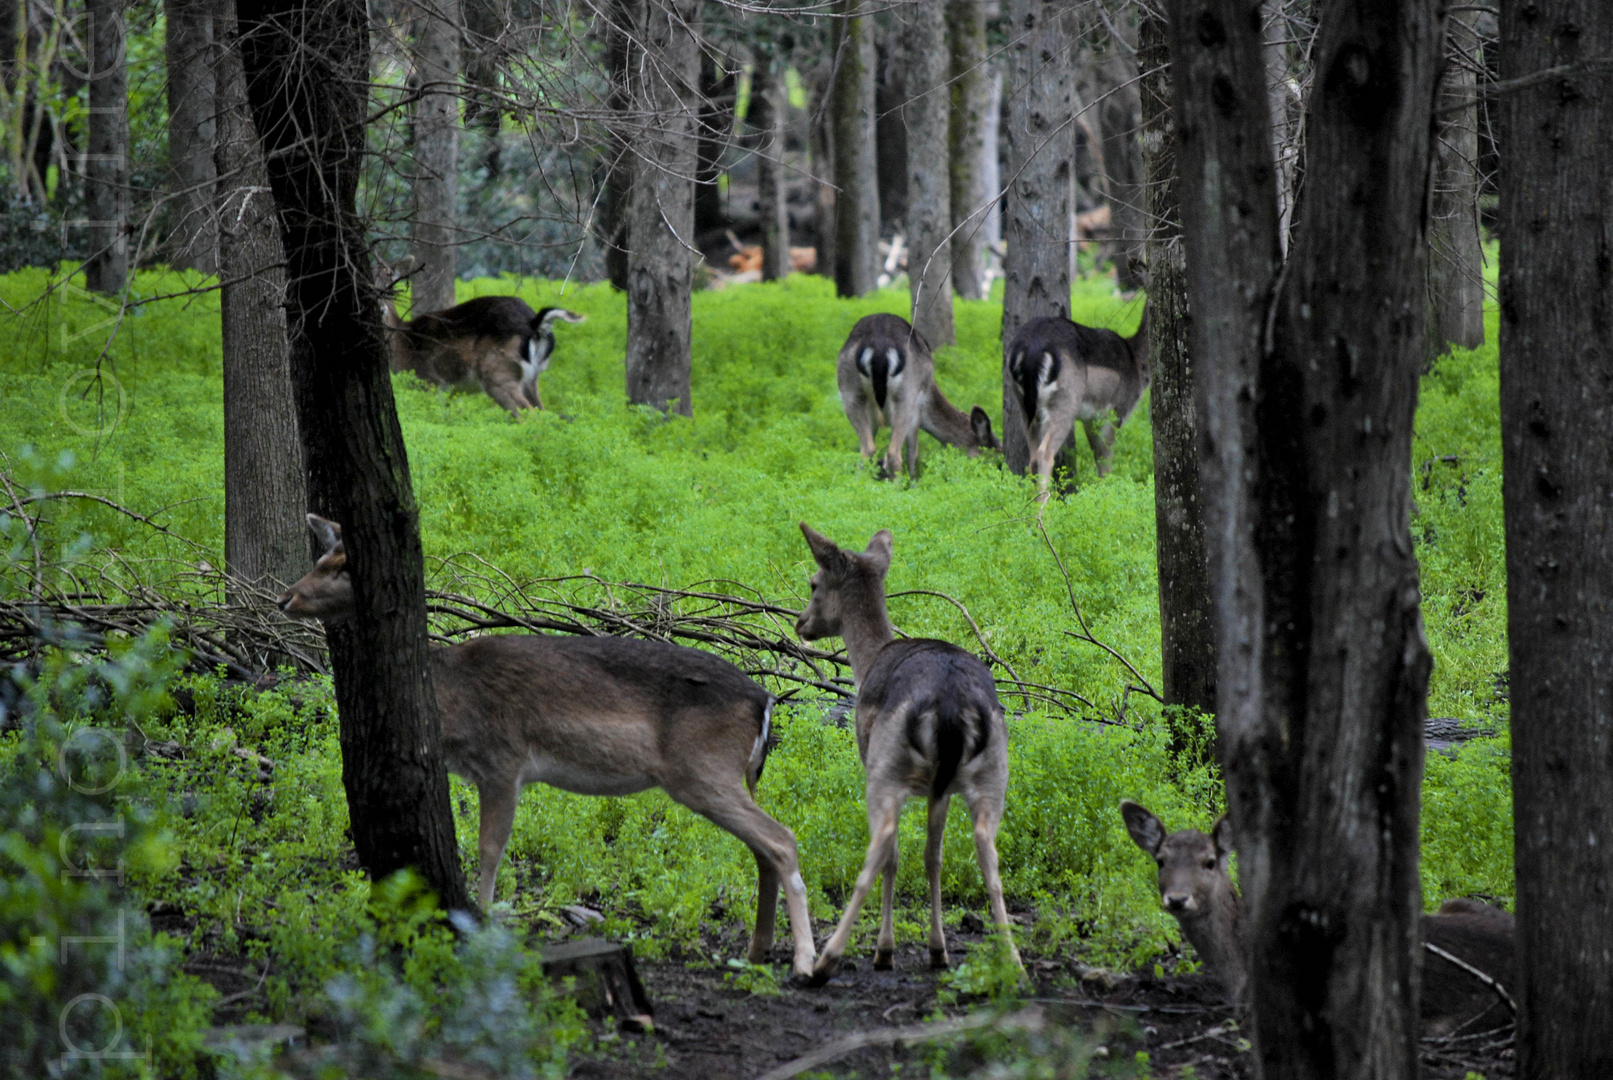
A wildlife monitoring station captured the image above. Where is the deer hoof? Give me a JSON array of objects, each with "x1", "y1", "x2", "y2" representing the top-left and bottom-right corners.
[
  {"x1": 930, "y1": 948, "x2": 950, "y2": 970},
  {"x1": 804, "y1": 956, "x2": 840, "y2": 988},
  {"x1": 873, "y1": 948, "x2": 894, "y2": 970}
]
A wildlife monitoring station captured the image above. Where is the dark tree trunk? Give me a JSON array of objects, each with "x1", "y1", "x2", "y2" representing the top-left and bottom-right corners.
[
  {"x1": 1078, "y1": 19, "x2": 1145, "y2": 291},
  {"x1": 873, "y1": 39, "x2": 906, "y2": 236},
  {"x1": 1138, "y1": 8, "x2": 1214, "y2": 721},
  {"x1": 831, "y1": 0, "x2": 878, "y2": 298},
  {"x1": 410, "y1": 0, "x2": 460, "y2": 314},
  {"x1": 84, "y1": 0, "x2": 128, "y2": 293},
  {"x1": 1000, "y1": 0, "x2": 1073, "y2": 476},
  {"x1": 1427, "y1": 8, "x2": 1485, "y2": 360},
  {"x1": 693, "y1": 48, "x2": 732, "y2": 239},
  {"x1": 623, "y1": 0, "x2": 697, "y2": 415},
  {"x1": 904, "y1": 0, "x2": 953, "y2": 348},
  {"x1": 751, "y1": 54, "x2": 789, "y2": 282},
  {"x1": 597, "y1": 0, "x2": 631, "y2": 292},
  {"x1": 947, "y1": 0, "x2": 988, "y2": 301},
  {"x1": 1264, "y1": 0, "x2": 1300, "y2": 252},
  {"x1": 166, "y1": 0, "x2": 219, "y2": 274},
  {"x1": 214, "y1": 0, "x2": 305, "y2": 618},
  {"x1": 236, "y1": 0, "x2": 473, "y2": 912},
  {"x1": 811, "y1": 81, "x2": 835, "y2": 280},
  {"x1": 1498, "y1": 2, "x2": 1613, "y2": 1075},
  {"x1": 1170, "y1": 1, "x2": 1443, "y2": 1077},
  {"x1": 461, "y1": 0, "x2": 507, "y2": 150}
]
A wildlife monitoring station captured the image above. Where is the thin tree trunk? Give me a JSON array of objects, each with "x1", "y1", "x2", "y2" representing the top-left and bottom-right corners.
[
  {"x1": 1000, "y1": 0, "x2": 1073, "y2": 477},
  {"x1": 1171, "y1": 0, "x2": 1443, "y2": 1076},
  {"x1": 410, "y1": 0, "x2": 460, "y2": 314},
  {"x1": 623, "y1": 0, "x2": 697, "y2": 416},
  {"x1": 873, "y1": 38, "x2": 905, "y2": 237},
  {"x1": 1138, "y1": 7, "x2": 1214, "y2": 723},
  {"x1": 597, "y1": 0, "x2": 630, "y2": 291},
  {"x1": 1498, "y1": 2, "x2": 1613, "y2": 1075},
  {"x1": 1427, "y1": 7, "x2": 1485, "y2": 360},
  {"x1": 752, "y1": 54, "x2": 788, "y2": 282},
  {"x1": 983, "y1": 63, "x2": 1001, "y2": 252},
  {"x1": 84, "y1": 0, "x2": 128, "y2": 293},
  {"x1": 1090, "y1": 31, "x2": 1144, "y2": 290},
  {"x1": 461, "y1": 0, "x2": 506, "y2": 156},
  {"x1": 166, "y1": 0, "x2": 218, "y2": 274},
  {"x1": 947, "y1": 0, "x2": 987, "y2": 301},
  {"x1": 904, "y1": 0, "x2": 953, "y2": 347},
  {"x1": 830, "y1": 0, "x2": 878, "y2": 298},
  {"x1": 214, "y1": 0, "x2": 305, "y2": 619},
  {"x1": 1264, "y1": 0, "x2": 1298, "y2": 254},
  {"x1": 811, "y1": 77, "x2": 835, "y2": 280},
  {"x1": 693, "y1": 48, "x2": 731, "y2": 239},
  {"x1": 237, "y1": 0, "x2": 473, "y2": 913}
]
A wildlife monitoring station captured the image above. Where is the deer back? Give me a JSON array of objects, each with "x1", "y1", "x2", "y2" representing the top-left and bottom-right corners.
[
  {"x1": 1006, "y1": 316, "x2": 1149, "y2": 430},
  {"x1": 1421, "y1": 899, "x2": 1515, "y2": 1034}
]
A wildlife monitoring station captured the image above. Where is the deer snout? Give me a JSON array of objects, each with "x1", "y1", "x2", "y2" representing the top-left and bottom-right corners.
[{"x1": 1163, "y1": 891, "x2": 1197, "y2": 914}]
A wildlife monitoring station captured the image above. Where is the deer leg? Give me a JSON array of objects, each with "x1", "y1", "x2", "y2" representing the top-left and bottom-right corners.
[
  {"x1": 482, "y1": 371, "x2": 533, "y2": 418},
  {"x1": 884, "y1": 398, "x2": 920, "y2": 480},
  {"x1": 475, "y1": 778, "x2": 521, "y2": 910},
  {"x1": 810, "y1": 788, "x2": 905, "y2": 986},
  {"x1": 874, "y1": 841, "x2": 898, "y2": 969},
  {"x1": 925, "y1": 793, "x2": 952, "y2": 968},
  {"x1": 844, "y1": 393, "x2": 880, "y2": 462},
  {"x1": 1083, "y1": 417, "x2": 1117, "y2": 476},
  {"x1": 962, "y1": 788, "x2": 1023, "y2": 974},
  {"x1": 751, "y1": 852, "x2": 781, "y2": 963}
]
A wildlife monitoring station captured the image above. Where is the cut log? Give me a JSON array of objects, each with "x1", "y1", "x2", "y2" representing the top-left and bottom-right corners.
[{"x1": 540, "y1": 938, "x2": 654, "y2": 1030}]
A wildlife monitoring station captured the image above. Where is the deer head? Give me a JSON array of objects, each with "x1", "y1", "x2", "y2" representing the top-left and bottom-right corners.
[{"x1": 276, "y1": 515, "x2": 354, "y2": 622}]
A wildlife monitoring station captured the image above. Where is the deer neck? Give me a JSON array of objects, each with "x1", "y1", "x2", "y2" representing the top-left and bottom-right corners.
[
  {"x1": 919, "y1": 384, "x2": 976, "y2": 449},
  {"x1": 1183, "y1": 890, "x2": 1244, "y2": 998},
  {"x1": 841, "y1": 584, "x2": 894, "y2": 688}
]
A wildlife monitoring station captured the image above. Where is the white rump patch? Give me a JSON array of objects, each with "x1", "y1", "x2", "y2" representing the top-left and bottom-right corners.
[
  {"x1": 886, "y1": 347, "x2": 904, "y2": 378},
  {"x1": 750, "y1": 698, "x2": 774, "y2": 776}
]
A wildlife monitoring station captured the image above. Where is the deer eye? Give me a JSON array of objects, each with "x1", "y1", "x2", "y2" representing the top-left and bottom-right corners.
[{"x1": 1203, "y1": 858, "x2": 1216, "y2": 869}]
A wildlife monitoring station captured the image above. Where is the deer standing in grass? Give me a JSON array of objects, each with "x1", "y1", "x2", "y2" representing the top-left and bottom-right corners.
[
  {"x1": 277, "y1": 515, "x2": 817, "y2": 978},
  {"x1": 838, "y1": 314, "x2": 998, "y2": 479},
  {"x1": 1004, "y1": 306, "x2": 1148, "y2": 497},
  {"x1": 1119, "y1": 800, "x2": 1516, "y2": 1032},
  {"x1": 378, "y1": 261, "x2": 584, "y2": 417},
  {"x1": 794, "y1": 524, "x2": 1021, "y2": 985}
]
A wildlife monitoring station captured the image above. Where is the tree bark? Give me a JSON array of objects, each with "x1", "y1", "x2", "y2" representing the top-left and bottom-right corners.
[
  {"x1": 1170, "y1": 1, "x2": 1443, "y2": 1077},
  {"x1": 84, "y1": 0, "x2": 128, "y2": 294},
  {"x1": 751, "y1": 53, "x2": 789, "y2": 282},
  {"x1": 1000, "y1": 0, "x2": 1073, "y2": 476},
  {"x1": 1427, "y1": 7, "x2": 1485, "y2": 360},
  {"x1": 830, "y1": 0, "x2": 878, "y2": 298},
  {"x1": 1086, "y1": 26, "x2": 1145, "y2": 290},
  {"x1": 1138, "y1": 8, "x2": 1214, "y2": 722},
  {"x1": 1498, "y1": 2, "x2": 1613, "y2": 1075},
  {"x1": 237, "y1": 0, "x2": 473, "y2": 912},
  {"x1": 460, "y1": 0, "x2": 506, "y2": 153},
  {"x1": 214, "y1": 0, "x2": 305, "y2": 622},
  {"x1": 1264, "y1": 0, "x2": 1299, "y2": 254},
  {"x1": 811, "y1": 82, "x2": 835, "y2": 280},
  {"x1": 409, "y1": 0, "x2": 460, "y2": 314},
  {"x1": 904, "y1": 0, "x2": 953, "y2": 348},
  {"x1": 623, "y1": 0, "x2": 697, "y2": 415},
  {"x1": 597, "y1": 0, "x2": 631, "y2": 291},
  {"x1": 166, "y1": 0, "x2": 219, "y2": 274},
  {"x1": 693, "y1": 48, "x2": 732, "y2": 239},
  {"x1": 873, "y1": 38, "x2": 906, "y2": 237},
  {"x1": 947, "y1": 0, "x2": 988, "y2": 301}
]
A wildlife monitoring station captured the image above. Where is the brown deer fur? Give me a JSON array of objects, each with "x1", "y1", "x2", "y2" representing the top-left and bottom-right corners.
[
  {"x1": 794, "y1": 523, "x2": 1020, "y2": 985},
  {"x1": 837, "y1": 313, "x2": 997, "y2": 479},
  {"x1": 1120, "y1": 800, "x2": 1515, "y2": 1032},
  {"x1": 278, "y1": 515, "x2": 817, "y2": 977}
]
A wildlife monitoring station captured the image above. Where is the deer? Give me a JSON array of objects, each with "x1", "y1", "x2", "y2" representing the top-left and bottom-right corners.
[
  {"x1": 794, "y1": 523, "x2": 1021, "y2": 986},
  {"x1": 837, "y1": 313, "x2": 998, "y2": 480},
  {"x1": 1004, "y1": 304, "x2": 1148, "y2": 498},
  {"x1": 277, "y1": 515, "x2": 818, "y2": 979},
  {"x1": 1119, "y1": 800, "x2": 1516, "y2": 1033},
  {"x1": 377, "y1": 261, "x2": 585, "y2": 417}
]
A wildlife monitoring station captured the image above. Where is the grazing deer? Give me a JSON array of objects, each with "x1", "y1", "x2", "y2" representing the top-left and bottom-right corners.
[
  {"x1": 838, "y1": 314, "x2": 997, "y2": 479},
  {"x1": 1004, "y1": 306, "x2": 1148, "y2": 497},
  {"x1": 794, "y1": 523, "x2": 1020, "y2": 985},
  {"x1": 277, "y1": 515, "x2": 817, "y2": 978},
  {"x1": 377, "y1": 263, "x2": 584, "y2": 417},
  {"x1": 1119, "y1": 800, "x2": 1515, "y2": 1031}
]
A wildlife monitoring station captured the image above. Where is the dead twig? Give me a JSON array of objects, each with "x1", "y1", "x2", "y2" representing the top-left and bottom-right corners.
[{"x1": 753, "y1": 1007, "x2": 1043, "y2": 1080}]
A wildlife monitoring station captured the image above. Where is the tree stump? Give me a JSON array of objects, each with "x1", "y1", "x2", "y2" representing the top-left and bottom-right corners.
[{"x1": 541, "y1": 938, "x2": 654, "y2": 1031}]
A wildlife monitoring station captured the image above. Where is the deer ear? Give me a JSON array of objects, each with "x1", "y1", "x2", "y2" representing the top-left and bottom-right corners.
[
  {"x1": 970, "y1": 406, "x2": 998, "y2": 449},
  {"x1": 306, "y1": 514, "x2": 343, "y2": 554},
  {"x1": 1120, "y1": 800, "x2": 1165, "y2": 856},
  {"x1": 800, "y1": 523, "x2": 843, "y2": 569},
  {"x1": 1212, "y1": 815, "x2": 1234, "y2": 859},
  {"x1": 863, "y1": 530, "x2": 893, "y2": 575}
]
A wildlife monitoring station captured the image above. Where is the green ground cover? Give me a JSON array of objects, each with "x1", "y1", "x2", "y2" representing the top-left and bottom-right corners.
[{"x1": 1, "y1": 263, "x2": 1513, "y2": 1064}]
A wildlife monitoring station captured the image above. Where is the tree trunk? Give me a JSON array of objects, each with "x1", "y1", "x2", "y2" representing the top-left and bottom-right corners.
[
  {"x1": 84, "y1": 0, "x2": 128, "y2": 294},
  {"x1": 1427, "y1": 7, "x2": 1485, "y2": 361},
  {"x1": 597, "y1": 0, "x2": 630, "y2": 291},
  {"x1": 830, "y1": 0, "x2": 878, "y2": 298},
  {"x1": 214, "y1": 0, "x2": 305, "y2": 623},
  {"x1": 873, "y1": 39, "x2": 906, "y2": 237},
  {"x1": 1170, "y1": 1, "x2": 1443, "y2": 1077},
  {"x1": 751, "y1": 54, "x2": 789, "y2": 282},
  {"x1": 947, "y1": 0, "x2": 988, "y2": 301},
  {"x1": 623, "y1": 0, "x2": 697, "y2": 416},
  {"x1": 1498, "y1": 2, "x2": 1613, "y2": 1075},
  {"x1": 904, "y1": 0, "x2": 953, "y2": 348},
  {"x1": 165, "y1": 0, "x2": 218, "y2": 274},
  {"x1": 811, "y1": 79, "x2": 835, "y2": 280},
  {"x1": 1089, "y1": 31, "x2": 1145, "y2": 290},
  {"x1": 1138, "y1": 7, "x2": 1214, "y2": 722},
  {"x1": 1264, "y1": 0, "x2": 1299, "y2": 254},
  {"x1": 461, "y1": 0, "x2": 506, "y2": 154},
  {"x1": 410, "y1": 0, "x2": 460, "y2": 314},
  {"x1": 237, "y1": 0, "x2": 473, "y2": 913},
  {"x1": 1000, "y1": 0, "x2": 1073, "y2": 476},
  {"x1": 693, "y1": 48, "x2": 732, "y2": 239}
]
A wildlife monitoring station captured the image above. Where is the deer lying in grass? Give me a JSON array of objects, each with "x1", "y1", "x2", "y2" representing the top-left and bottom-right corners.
[
  {"x1": 377, "y1": 262, "x2": 584, "y2": 417},
  {"x1": 277, "y1": 515, "x2": 817, "y2": 978},
  {"x1": 1119, "y1": 800, "x2": 1516, "y2": 1032},
  {"x1": 794, "y1": 524, "x2": 1020, "y2": 985},
  {"x1": 1004, "y1": 306, "x2": 1148, "y2": 497},
  {"x1": 838, "y1": 314, "x2": 998, "y2": 479}
]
